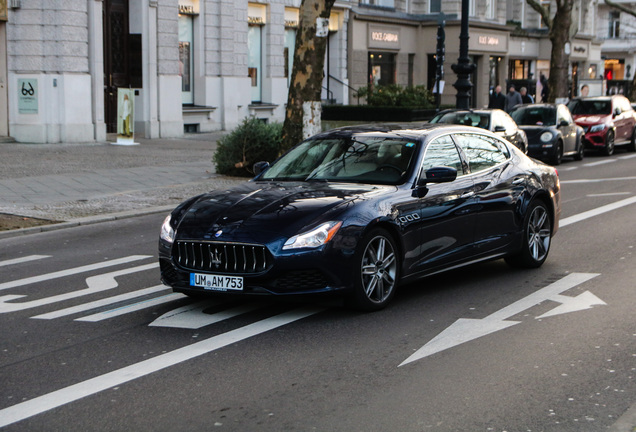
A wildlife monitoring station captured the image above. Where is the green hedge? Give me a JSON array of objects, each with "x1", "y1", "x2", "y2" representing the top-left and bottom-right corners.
[
  {"x1": 213, "y1": 118, "x2": 282, "y2": 177},
  {"x1": 321, "y1": 105, "x2": 437, "y2": 122}
]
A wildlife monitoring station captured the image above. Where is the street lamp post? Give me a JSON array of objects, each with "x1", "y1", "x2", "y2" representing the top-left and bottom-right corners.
[{"x1": 451, "y1": 0, "x2": 475, "y2": 109}]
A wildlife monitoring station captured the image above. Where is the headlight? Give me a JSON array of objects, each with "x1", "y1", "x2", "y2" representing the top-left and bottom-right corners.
[
  {"x1": 590, "y1": 124, "x2": 606, "y2": 133},
  {"x1": 160, "y1": 215, "x2": 175, "y2": 243},
  {"x1": 540, "y1": 132, "x2": 553, "y2": 143},
  {"x1": 283, "y1": 221, "x2": 342, "y2": 250}
]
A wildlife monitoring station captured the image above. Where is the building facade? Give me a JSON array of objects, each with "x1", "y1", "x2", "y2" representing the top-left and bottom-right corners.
[{"x1": 0, "y1": 0, "x2": 629, "y2": 144}]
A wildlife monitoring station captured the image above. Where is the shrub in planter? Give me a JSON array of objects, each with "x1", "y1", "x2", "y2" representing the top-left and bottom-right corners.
[
  {"x1": 355, "y1": 84, "x2": 434, "y2": 108},
  {"x1": 213, "y1": 118, "x2": 283, "y2": 177}
]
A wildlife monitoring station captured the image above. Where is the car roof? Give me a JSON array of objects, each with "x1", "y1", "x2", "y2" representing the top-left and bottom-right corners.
[
  {"x1": 435, "y1": 108, "x2": 500, "y2": 116},
  {"x1": 312, "y1": 123, "x2": 490, "y2": 141}
]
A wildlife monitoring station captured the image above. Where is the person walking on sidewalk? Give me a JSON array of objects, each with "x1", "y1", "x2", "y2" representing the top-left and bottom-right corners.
[
  {"x1": 488, "y1": 85, "x2": 505, "y2": 110},
  {"x1": 505, "y1": 85, "x2": 522, "y2": 113},
  {"x1": 520, "y1": 87, "x2": 534, "y2": 104}
]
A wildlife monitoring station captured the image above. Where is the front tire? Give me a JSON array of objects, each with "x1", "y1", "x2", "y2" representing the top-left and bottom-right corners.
[
  {"x1": 574, "y1": 137, "x2": 585, "y2": 161},
  {"x1": 627, "y1": 127, "x2": 636, "y2": 152},
  {"x1": 603, "y1": 130, "x2": 615, "y2": 156},
  {"x1": 347, "y1": 228, "x2": 399, "y2": 311},
  {"x1": 505, "y1": 200, "x2": 552, "y2": 268},
  {"x1": 550, "y1": 141, "x2": 563, "y2": 165}
]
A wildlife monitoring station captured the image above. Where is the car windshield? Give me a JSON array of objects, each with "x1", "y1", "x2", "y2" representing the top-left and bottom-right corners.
[
  {"x1": 567, "y1": 100, "x2": 611, "y2": 115},
  {"x1": 511, "y1": 107, "x2": 556, "y2": 126},
  {"x1": 430, "y1": 112, "x2": 490, "y2": 129},
  {"x1": 259, "y1": 136, "x2": 418, "y2": 185}
]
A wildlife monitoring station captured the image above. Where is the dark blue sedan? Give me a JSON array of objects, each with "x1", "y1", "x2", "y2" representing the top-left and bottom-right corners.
[{"x1": 159, "y1": 124, "x2": 561, "y2": 310}]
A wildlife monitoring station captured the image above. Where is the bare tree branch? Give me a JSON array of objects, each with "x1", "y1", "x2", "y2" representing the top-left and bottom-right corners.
[
  {"x1": 526, "y1": 0, "x2": 553, "y2": 29},
  {"x1": 604, "y1": 0, "x2": 636, "y2": 17}
]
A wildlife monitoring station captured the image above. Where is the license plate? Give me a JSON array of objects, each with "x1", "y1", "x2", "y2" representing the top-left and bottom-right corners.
[{"x1": 190, "y1": 273, "x2": 243, "y2": 292}]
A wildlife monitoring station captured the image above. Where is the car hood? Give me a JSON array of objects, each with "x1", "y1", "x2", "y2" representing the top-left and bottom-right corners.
[
  {"x1": 572, "y1": 114, "x2": 609, "y2": 125},
  {"x1": 173, "y1": 181, "x2": 388, "y2": 243}
]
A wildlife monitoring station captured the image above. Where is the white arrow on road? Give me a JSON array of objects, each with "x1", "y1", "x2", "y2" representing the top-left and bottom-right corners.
[
  {"x1": 0, "y1": 262, "x2": 158, "y2": 313},
  {"x1": 399, "y1": 272, "x2": 604, "y2": 367}
]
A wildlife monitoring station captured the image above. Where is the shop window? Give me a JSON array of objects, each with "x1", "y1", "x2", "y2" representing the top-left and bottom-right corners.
[
  {"x1": 368, "y1": 52, "x2": 396, "y2": 87},
  {"x1": 248, "y1": 3, "x2": 266, "y2": 103},
  {"x1": 509, "y1": 59, "x2": 532, "y2": 80},
  {"x1": 179, "y1": 14, "x2": 194, "y2": 104}
]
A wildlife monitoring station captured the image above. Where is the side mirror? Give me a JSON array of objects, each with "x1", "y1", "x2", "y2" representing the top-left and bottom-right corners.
[
  {"x1": 418, "y1": 166, "x2": 458, "y2": 186},
  {"x1": 253, "y1": 161, "x2": 270, "y2": 176},
  {"x1": 494, "y1": 125, "x2": 506, "y2": 133},
  {"x1": 614, "y1": 108, "x2": 621, "y2": 117},
  {"x1": 558, "y1": 119, "x2": 569, "y2": 127}
]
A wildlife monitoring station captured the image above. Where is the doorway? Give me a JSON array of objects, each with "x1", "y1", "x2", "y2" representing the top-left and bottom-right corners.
[{"x1": 103, "y1": 0, "x2": 132, "y2": 133}]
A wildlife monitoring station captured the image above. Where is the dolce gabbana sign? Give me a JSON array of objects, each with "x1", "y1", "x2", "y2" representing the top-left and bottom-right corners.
[
  {"x1": 368, "y1": 24, "x2": 400, "y2": 49},
  {"x1": 470, "y1": 31, "x2": 507, "y2": 53}
]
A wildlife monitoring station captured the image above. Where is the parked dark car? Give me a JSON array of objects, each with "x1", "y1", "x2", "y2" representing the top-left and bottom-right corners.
[
  {"x1": 567, "y1": 95, "x2": 636, "y2": 155},
  {"x1": 509, "y1": 103, "x2": 585, "y2": 165},
  {"x1": 159, "y1": 124, "x2": 560, "y2": 311},
  {"x1": 430, "y1": 108, "x2": 528, "y2": 153}
]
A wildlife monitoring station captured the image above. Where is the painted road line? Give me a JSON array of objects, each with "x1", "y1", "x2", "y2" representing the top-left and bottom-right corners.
[
  {"x1": 560, "y1": 195, "x2": 636, "y2": 227},
  {"x1": 31, "y1": 285, "x2": 169, "y2": 320},
  {"x1": 583, "y1": 159, "x2": 616, "y2": 167},
  {"x1": 0, "y1": 255, "x2": 50, "y2": 268},
  {"x1": 0, "y1": 263, "x2": 159, "y2": 313},
  {"x1": 619, "y1": 154, "x2": 636, "y2": 160},
  {"x1": 149, "y1": 302, "x2": 263, "y2": 329},
  {"x1": 0, "y1": 307, "x2": 324, "y2": 428},
  {"x1": 586, "y1": 192, "x2": 631, "y2": 197},
  {"x1": 75, "y1": 292, "x2": 185, "y2": 321},
  {"x1": 0, "y1": 255, "x2": 151, "y2": 292},
  {"x1": 560, "y1": 176, "x2": 636, "y2": 184}
]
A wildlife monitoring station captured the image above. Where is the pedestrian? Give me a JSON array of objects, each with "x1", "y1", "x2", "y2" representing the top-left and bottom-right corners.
[
  {"x1": 488, "y1": 85, "x2": 505, "y2": 110},
  {"x1": 540, "y1": 74, "x2": 550, "y2": 102},
  {"x1": 520, "y1": 87, "x2": 534, "y2": 104},
  {"x1": 505, "y1": 85, "x2": 522, "y2": 113}
]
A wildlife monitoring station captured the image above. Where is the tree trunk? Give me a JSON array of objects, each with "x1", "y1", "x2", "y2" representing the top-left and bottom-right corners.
[
  {"x1": 281, "y1": 0, "x2": 336, "y2": 152},
  {"x1": 547, "y1": 0, "x2": 574, "y2": 103}
]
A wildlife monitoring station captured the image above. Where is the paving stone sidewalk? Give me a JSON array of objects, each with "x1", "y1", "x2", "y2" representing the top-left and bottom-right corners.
[{"x1": 0, "y1": 132, "x2": 247, "y2": 225}]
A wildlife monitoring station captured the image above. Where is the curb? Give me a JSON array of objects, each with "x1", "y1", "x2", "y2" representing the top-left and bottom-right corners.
[{"x1": 0, "y1": 205, "x2": 174, "y2": 240}]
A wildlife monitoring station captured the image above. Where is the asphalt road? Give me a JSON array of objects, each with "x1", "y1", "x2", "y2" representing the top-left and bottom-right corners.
[{"x1": 0, "y1": 151, "x2": 635, "y2": 431}]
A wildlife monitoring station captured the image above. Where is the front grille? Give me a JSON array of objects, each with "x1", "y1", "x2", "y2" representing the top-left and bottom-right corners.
[{"x1": 174, "y1": 241, "x2": 271, "y2": 274}]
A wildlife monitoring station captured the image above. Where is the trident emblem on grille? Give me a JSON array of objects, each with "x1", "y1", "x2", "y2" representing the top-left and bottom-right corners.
[{"x1": 210, "y1": 249, "x2": 223, "y2": 268}]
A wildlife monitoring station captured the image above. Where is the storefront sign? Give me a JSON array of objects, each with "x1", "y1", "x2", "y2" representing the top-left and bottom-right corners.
[
  {"x1": 471, "y1": 31, "x2": 507, "y2": 53},
  {"x1": 18, "y1": 79, "x2": 38, "y2": 114},
  {"x1": 368, "y1": 25, "x2": 400, "y2": 49},
  {"x1": 178, "y1": 0, "x2": 198, "y2": 16}
]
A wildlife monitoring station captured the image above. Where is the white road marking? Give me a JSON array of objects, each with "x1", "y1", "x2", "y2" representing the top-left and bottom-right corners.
[
  {"x1": 149, "y1": 302, "x2": 263, "y2": 329},
  {"x1": 583, "y1": 159, "x2": 616, "y2": 167},
  {"x1": 560, "y1": 176, "x2": 636, "y2": 184},
  {"x1": 400, "y1": 273, "x2": 602, "y2": 366},
  {"x1": 31, "y1": 285, "x2": 170, "y2": 320},
  {"x1": 0, "y1": 263, "x2": 159, "y2": 313},
  {"x1": 75, "y1": 293, "x2": 184, "y2": 321},
  {"x1": 586, "y1": 192, "x2": 631, "y2": 197},
  {"x1": 560, "y1": 196, "x2": 636, "y2": 227},
  {"x1": 619, "y1": 154, "x2": 636, "y2": 160},
  {"x1": 0, "y1": 255, "x2": 151, "y2": 292},
  {"x1": 0, "y1": 307, "x2": 324, "y2": 428},
  {"x1": 0, "y1": 255, "x2": 50, "y2": 268}
]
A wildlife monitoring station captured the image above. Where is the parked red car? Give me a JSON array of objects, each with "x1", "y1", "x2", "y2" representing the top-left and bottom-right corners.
[{"x1": 567, "y1": 95, "x2": 636, "y2": 155}]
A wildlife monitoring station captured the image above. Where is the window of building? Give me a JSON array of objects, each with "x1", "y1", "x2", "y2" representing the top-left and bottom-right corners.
[
  {"x1": 609, "y1": 11, "x2": 620, "y2": 38},
  {"x1": 360, "y1": 0, "x2": 395, "y2": 8},
  {"x1": 485, "y1": 0, "x2": 495, "y2": 19},
  {"x1": 284, "y1": 8, "x2": 299, "y2": 88},
  {"x1": 248, "y1": 3, "x2": 266, "y2": 103},
  {"x1": 179, "y1": 14, "x2": 194, "y2": 104},
  {"x1": 430, "y1": 0, "x2": 441, "y2": 13},
  {"x1": 368, "y1": 52, "x2": 396, "y2": 87}
]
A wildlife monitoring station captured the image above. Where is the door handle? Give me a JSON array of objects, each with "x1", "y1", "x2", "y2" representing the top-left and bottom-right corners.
[
  {"x1": 461, "y1": 191, "x2": 475, "y2": 198},
  {"x1": 512, "y1": 177, "x2": 525, "y2": 185}
]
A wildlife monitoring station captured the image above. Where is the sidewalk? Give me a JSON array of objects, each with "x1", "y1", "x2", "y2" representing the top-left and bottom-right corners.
[{"x1": 0, "y1": 132, "x2": 248, "y2": 236}]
